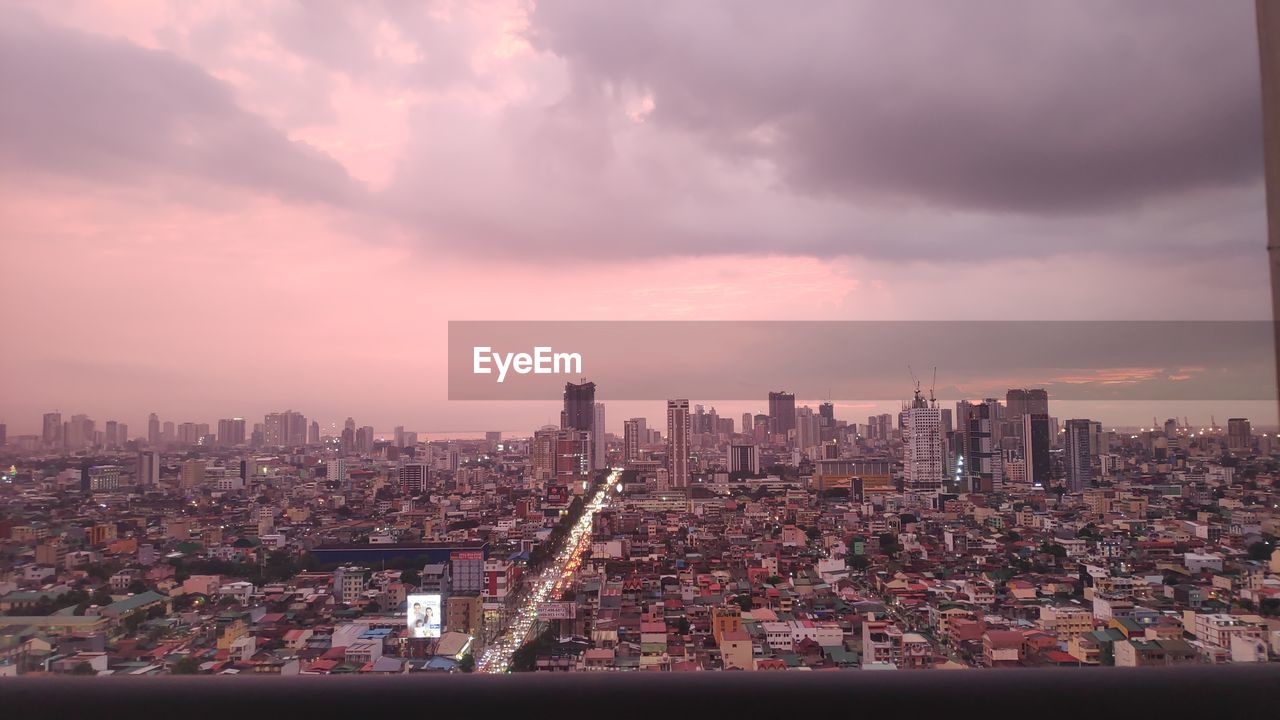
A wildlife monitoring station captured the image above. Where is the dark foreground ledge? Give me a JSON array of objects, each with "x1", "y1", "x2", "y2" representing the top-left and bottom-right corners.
[{"x1": 2, "y1": 666, "x2": 1277, "y2": 720}]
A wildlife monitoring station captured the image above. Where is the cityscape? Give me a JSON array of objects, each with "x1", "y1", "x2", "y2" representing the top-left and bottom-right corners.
[
  {"x1": 0, "y1": 381, "x2": 1277, "y2": 675},
  {"x1": 1, "y1": 3, "x2": 1278, "y2": 710}
]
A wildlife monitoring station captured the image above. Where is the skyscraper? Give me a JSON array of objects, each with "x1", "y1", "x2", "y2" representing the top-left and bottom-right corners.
[
  {"x1": 42, "y1": 412, "x2": 62, "y2": 448},
  {"x1": 532, "y1": 426, "x2": 559, "y2": 480},
  {"x1": 356, "y1": 426, "x2": 375, "y2": 453},
  {"x1": 217, "y1": 418, "x2": 247, "y2": 447},
  {"x1": 562, "y1": 380, "x2": 597, "y2": 469},
  {"x1": 1023, "y1": 414, "x2": 1051, "y2": 487},
  {"x1": 728, "y1": 443, "x2": 760, "y2": 475},
  {"x1": 136, "y1": 450, "x2": 160, "y2": 487},
  {"x1": 768, "y1": 391, "x2": 796, "y2": 437},
  {"x1": 593, "y1": 402, "x2": 607, "y2": 470},
  {"x1": 958, "y1": 400, "x2": 1002, "y2": 493},
  {"x1": 148, "y1": 413, "x2": 160, "y2": 446},
  {"x1": 1228, "y1": 418, "x2": 1253, "y2": 452},
  {"x1": 1064, "y1": 419, "x2": 1094, "y2": 493},
  {"x1": 666, "y1": 399, "x2": 691, "y2": 488},
  {"x1": 623, "y1": 418, "x2": 643, "y2": 464},
  {"x1": 904, "y1": 387, "x2": 943, "y2": 491},
  {"x1": 554, "y1": 429, "x2": 592, "y2": 480},
  {"x1": 561, "y1": 381, "x2": 596, "y2": 432},
  {"x1": 264, "y1": 411, "x2": 307, "y2": 447},
  {"x1": 795, "y1": 406, "x2": 821, "y2": 453},
  {"x1": 819, "y1": 402, "x2": 835, "y2": 424},
  {"x1": 66, "y1": 414, "x2": 92, "y2": 451}
]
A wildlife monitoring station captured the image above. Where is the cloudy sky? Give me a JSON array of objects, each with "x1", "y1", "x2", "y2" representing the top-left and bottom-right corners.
[{"x1": 0, "y1": 0, "x2": 1273, "y2": 436}]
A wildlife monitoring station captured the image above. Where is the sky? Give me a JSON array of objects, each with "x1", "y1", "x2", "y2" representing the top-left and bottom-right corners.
[{"x1": 0, "y1": 0, "x2": 1274, "y2": 436}]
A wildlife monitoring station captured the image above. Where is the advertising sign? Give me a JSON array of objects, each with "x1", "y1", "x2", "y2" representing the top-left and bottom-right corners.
[
  {"x1": 537, "y1": 601, "x2": 576, "y2": 620},
  {"x1": 407, "y1": 593, "x2": 442, "y2": 638}
]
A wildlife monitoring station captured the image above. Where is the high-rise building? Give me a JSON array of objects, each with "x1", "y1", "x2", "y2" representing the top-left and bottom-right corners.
[
  {"x1": 562, "y1": 381, "x2": 596, "y2": 432},
  {"x1": 177, "y1": 422, "x2": 202, "y2": 446},
  {"x1": 562, "y1": 380, "x2": 596, "y2": 469},
  {"x1": 179, "y1": 459, "x2": 206, "y2": 489},
  {"x1": 147, "y1": 413, "x2": 160, "y2": 446},
  {"x1": 819, "y1": 402, "x2": 835, "y2": 424},
  {"x1": 264, "y1": 411, "x2": 307, "y2": 447},
  {"x1": 957, "y1": 400, "x2": 1002, "y2": 493},
  {"x1": 398, "y1": 463, "x2": 427, "y2": 495},
  {"x1": 728, "y1": 443, "x2": 759, "y2": 476},
  {"x1": 217, "y1": 418, "x2": 247, "y2": 447},
  {"x1": 308, "y1": 421, "x2": 320, "y2": 445},
  {"x1": 356, "y1": 426, "x2": 375, "y2": 453},
  {"x1": 66, "y1": 414, "x2": 93, "y2": 451},
  {"x1": 328, "y1": 458, "x2": 349, "y2": 483},
  {"x1": 554, "y1": 429, "x2": 591, "y2": 481},
  {"x1": 1228, "y1": 418, "x2": 1253, "y2": 452},
  {"x1": 532, "y1": 426, "x2": 559, "y2": 480},
  {"x1": 795, "y1": 406, "x2": 821, "y2": 453},
  {"x1": 623, "y1": 418, "x2": 643, "y2": 464},
  {"x1": 593, "y1": 403, "x2": 607, "y2": 470},
  {"x1": 666, "y1": 399, "x2": 691, "y2": 488},
  {"x1": 105, "y1": 421, "x2": 120, "y2": 448},
  {"x1": 904, "y1": 387, "x2": 943, "y2": 491},
  {"x1": 136, "y1": 450, "x2": 160, "y2": 487},
  {"x1": 42, "y1": 412, "x2": 63, "y2": 447},
  {"x1": 1064, "y1": 419, "x2": 1094, "y2": 493},
  {"x1": 768, "y1": 391, "x2": 796, "y2": 437},
  {"x1": 1023, "y1": 414, "x2": 1051, "y2": 487}
]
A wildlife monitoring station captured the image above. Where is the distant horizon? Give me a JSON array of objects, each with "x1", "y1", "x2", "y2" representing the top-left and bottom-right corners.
[{"x1": 7, "y1": 399, "x2": 1277, "y2": 441}]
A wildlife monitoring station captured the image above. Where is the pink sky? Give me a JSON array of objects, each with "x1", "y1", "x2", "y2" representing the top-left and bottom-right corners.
[{"x1": 1, "y1": 1, "x2": 1274, "y2": 434}]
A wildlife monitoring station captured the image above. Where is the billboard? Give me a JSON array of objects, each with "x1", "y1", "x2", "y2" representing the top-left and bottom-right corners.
[
  {"x1": 537, "y1": 601, "x2": 576, "y2": 620},
  {"x1": 407, "y1": 594, "x2": 442, "y2": 638}
]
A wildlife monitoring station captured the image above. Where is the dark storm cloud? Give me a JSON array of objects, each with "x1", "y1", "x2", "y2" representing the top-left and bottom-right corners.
[
  {"x1": 527, "y1": 0, "x2": 1262, "y2": 215},
  {"x1": 0, "y1": 11, "x2": 362, "y2": 206}
]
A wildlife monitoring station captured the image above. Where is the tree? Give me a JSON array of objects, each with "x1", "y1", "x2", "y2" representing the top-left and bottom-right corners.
[
  {"x1": 1040, "y1": 542, "x2": 1068, "y2": 559},
  {"x1": 458, "y1": 653, "x2": 475, "y2": 673},
  {"x1": 170, "y1": 657, "x2": 203, "y2": 675},
  {"x1": 1247, "y1": 540, "x2": 1274, "y2": 561},
  {"x1": 400, "y1": 569, "x2": 421, "y2": 587},
  {"x1": 846, "y1": 555, "x2": 870, "y2": 571},
  {"x1": 732, "y1": 595, "x2": 753, "y2": 612},
  {"x1": 70, "y1": 662, "x2": 95, "y2": 676}
]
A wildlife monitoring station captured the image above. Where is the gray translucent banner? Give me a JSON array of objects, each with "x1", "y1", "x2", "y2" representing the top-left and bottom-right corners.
[{"x1": 448, "y1": 321, "x2": 1278, "y2": 401}]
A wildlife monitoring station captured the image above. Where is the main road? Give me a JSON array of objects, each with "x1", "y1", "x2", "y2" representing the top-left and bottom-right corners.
[{"x1": 476, "y1": 469, "x2": 617, "y2": 673}]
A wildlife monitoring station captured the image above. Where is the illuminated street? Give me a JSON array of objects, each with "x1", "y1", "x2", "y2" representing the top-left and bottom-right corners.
[{"x1": 477, "y1": 470, "x2": 617, "y2": 673}]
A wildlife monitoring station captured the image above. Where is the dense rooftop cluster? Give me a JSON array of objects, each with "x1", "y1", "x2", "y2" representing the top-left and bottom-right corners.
[{"x1": 0, "y1": 402, "x2": 1277, "y2": 675}]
